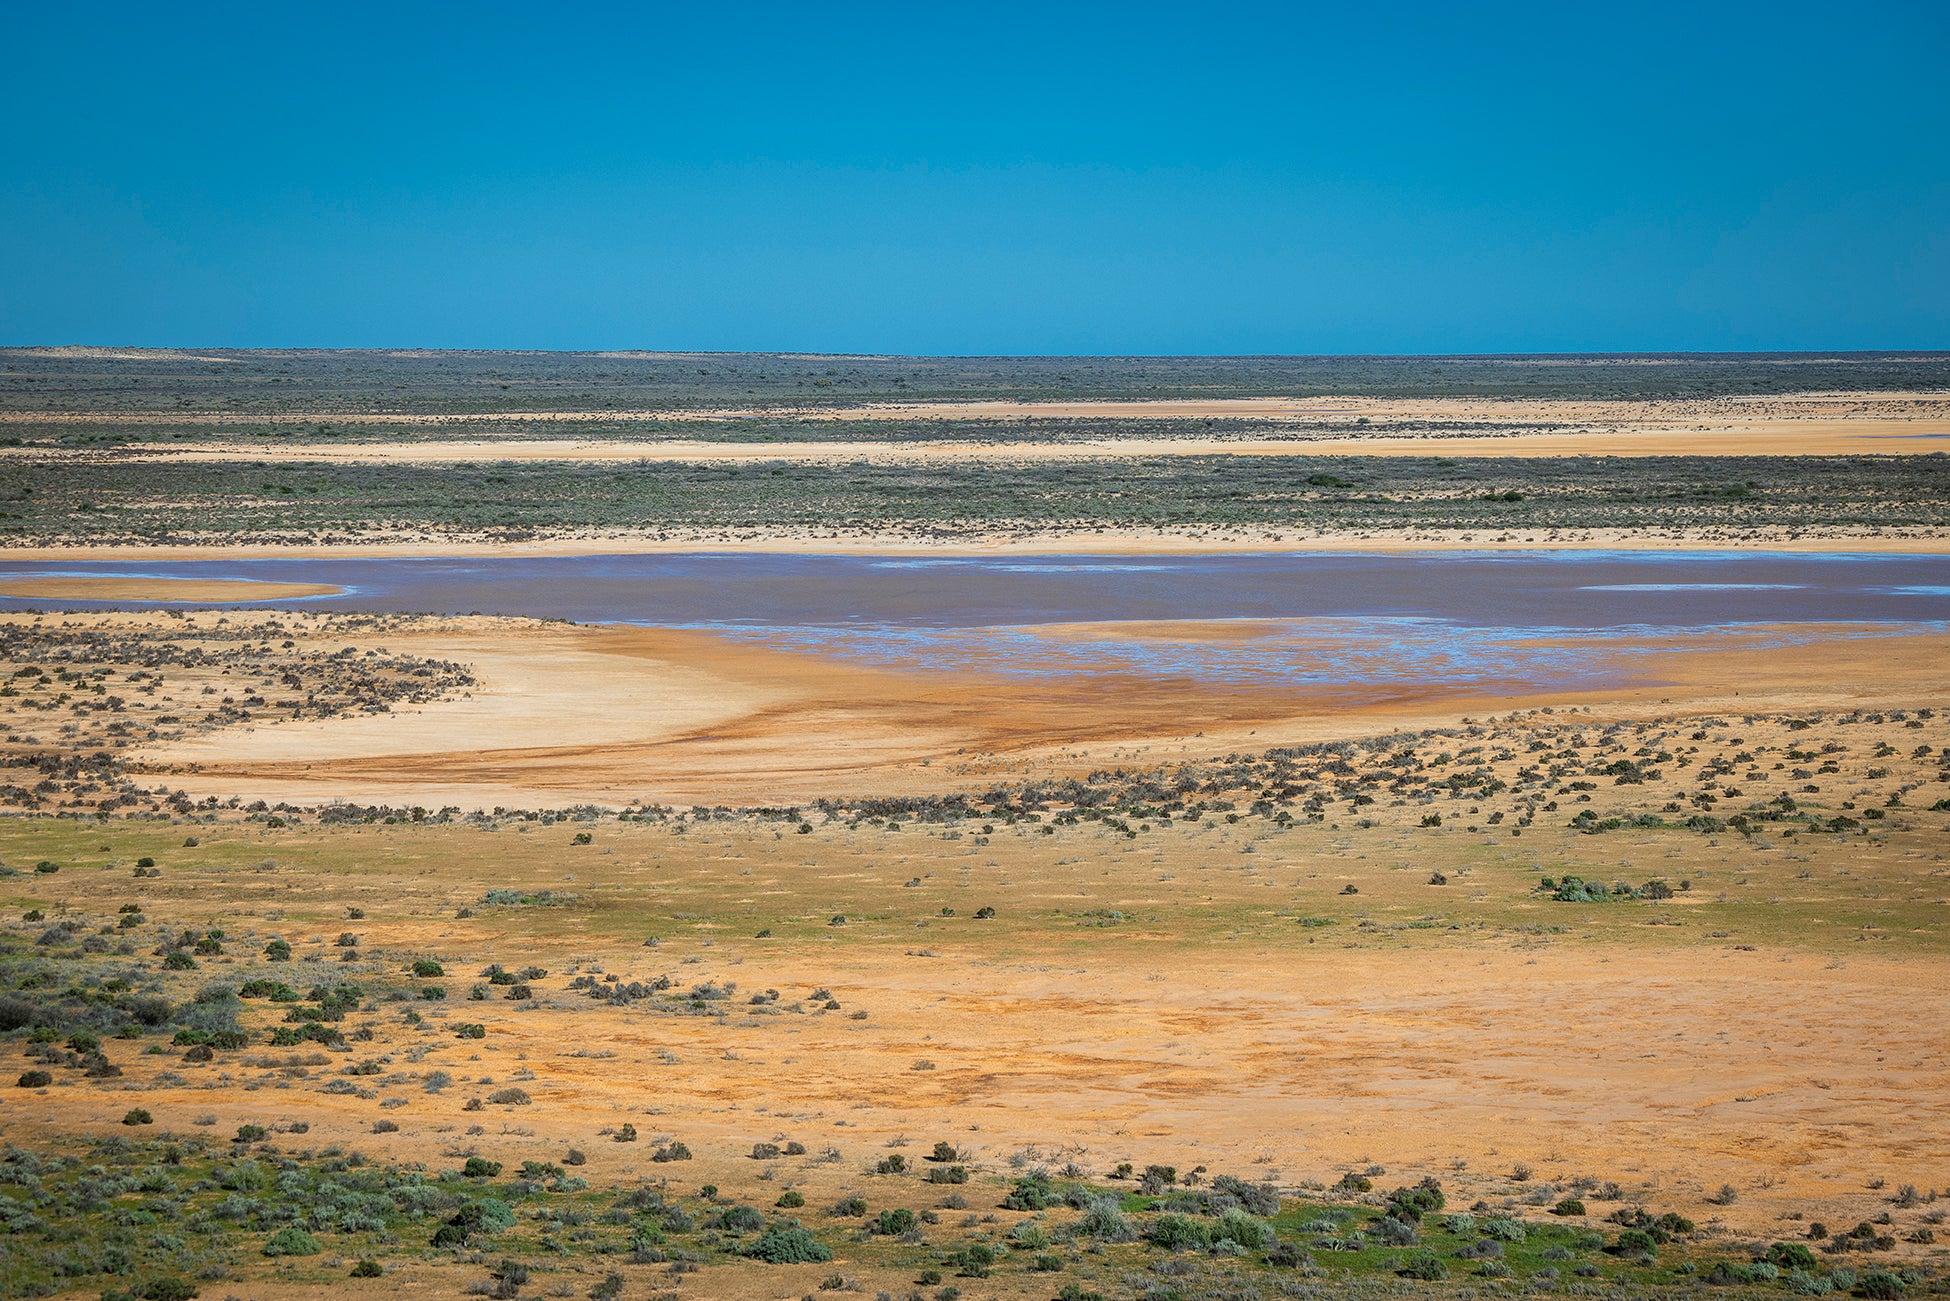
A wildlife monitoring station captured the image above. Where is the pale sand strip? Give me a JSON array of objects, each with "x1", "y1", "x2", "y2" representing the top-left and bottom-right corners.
[
  {"x1": 2, "y1": 528, "x2": 1946, "y2": 564},
  {"x1": 42, "y1": 418, "x2": 1948, "y2": 464},
  {"x1": 0, "y1": 576, "x2": 341, "y2": 602}
]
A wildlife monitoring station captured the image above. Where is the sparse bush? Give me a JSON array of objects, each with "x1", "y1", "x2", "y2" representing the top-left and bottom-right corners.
[
  {"x1": 1146, "y1": 1214, "x2": 1213, "y2": 1251},
  {"x1": 1370, "y1": 1214, "x2": 1418, "y2": 1246}
]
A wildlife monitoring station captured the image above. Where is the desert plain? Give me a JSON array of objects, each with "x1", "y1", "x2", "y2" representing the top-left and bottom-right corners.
[{"x1": 0, "y1": 350, "x2": 1946, "y2": 1301}]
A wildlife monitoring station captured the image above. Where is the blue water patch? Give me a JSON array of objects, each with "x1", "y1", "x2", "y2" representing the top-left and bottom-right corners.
[{"x1": 1580, "y1": 583, "x2": 1805, "y2": 592}]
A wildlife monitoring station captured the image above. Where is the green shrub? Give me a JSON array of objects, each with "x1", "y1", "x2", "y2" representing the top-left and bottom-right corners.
[
  {"x1": 873, "y1": 1207, "x2": 916, "y2": 1236},
  {"x1": 719, "y1": 1204, "x2": 765, "y2": 1234},
  {"x1": 1770, "y1": 1242, "x2": 1820, "y2": 1270},
  {"x1": 746, "y1": 1227, "x2": 833, "y2": 1264},
  {"x1": 350, "y1": 1260, "x2": 383, "y2": 1277},
  {"x1": 126, "y1": 1280, "x2": 199, "y2": 1301},
  {"x1": 462, "y1": 1157, "x2": 503, "y2": 1178},
  {"x1": 1146, "y1": 1214, "x2": 1213, "y2": 1251},
  {"x1": 1611, "y1": 1229, "x2": 1658, "y2": 1257},
  {"x1": 122, "y1": 1108, "x2": 153, "y2": 1125},
  {"x1": 262, "y1": 1225, "x2": 322, "y2": 1256},
  {"x1": 1398, "y1": 1253, "x2": 1449, "y2": 1281},
  {"x1": 411, "y1": 959, "x2": 445, "y2": 977},
  {"x1": 1553, "y1": 1198, "x2": 1587, "y2": 1216},
  {"x1": 776, "y1": 1190, "x2": 805, "y2": 1208},
  {"x1": 1385, "y1": 1178, "x2": 1446, "y2": 1222},
  {"x1": 1858, "y1": 1272, "x2": 1905, "y2": 1300},
  {"x1": 1215, "y1": 1209, "x2": 1273, "y2": 1250},
  {"x1": 1001, "y1": 1170, "x2": 1057, "y2": 1210},
  {"x1": 954, "y1": 1243, "x2": 996, "y2": 1277},
  {"x1": 16, "y1": 1070, "x2": 51, "y2": 1088}
]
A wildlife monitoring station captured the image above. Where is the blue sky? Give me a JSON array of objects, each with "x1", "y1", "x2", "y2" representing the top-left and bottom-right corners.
[{"x1": 2, "y1": 1, "x2": 1945, "y2": 353}]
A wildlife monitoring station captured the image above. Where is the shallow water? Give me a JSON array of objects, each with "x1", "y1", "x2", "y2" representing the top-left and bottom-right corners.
[{"x1": 2, "y1": 551, "x2": 1944, "y2": 692}]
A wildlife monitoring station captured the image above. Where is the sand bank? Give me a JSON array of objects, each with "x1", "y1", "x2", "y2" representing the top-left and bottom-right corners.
[
  {"x1": 0, "y1": 575, "x2": 341, "y2": 602},
  {"x1": 3, "y1": 528, "x2": 1948, "y2": 566},
  {"x1": 132, "y1": 614, "x2": 1950, "y2": 810}
]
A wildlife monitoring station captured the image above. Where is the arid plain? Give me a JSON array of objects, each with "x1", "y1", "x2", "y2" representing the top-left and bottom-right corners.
[{"x1": 0, "y1": 350, "x2": 1946, "y2": 1301}]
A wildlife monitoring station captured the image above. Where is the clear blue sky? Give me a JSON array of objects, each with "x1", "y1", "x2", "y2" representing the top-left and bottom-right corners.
[{"x1": 3, "y1": 1, "x2": 1945, "y2": 354}]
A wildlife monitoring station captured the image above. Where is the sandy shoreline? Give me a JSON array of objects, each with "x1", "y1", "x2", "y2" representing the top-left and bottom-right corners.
[
  {"x1": 91, "y1": 612, "x2": 1950, "y2": 810},
  {"x1": 0, "y1": 575, "x2": 342, "y2": 602},
  {"x1": 2, "y1": 528, "x2": 1946, "y2": 564}
]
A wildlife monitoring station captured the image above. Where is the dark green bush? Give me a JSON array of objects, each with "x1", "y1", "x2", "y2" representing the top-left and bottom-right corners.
[
  {"x1": 1002, "y1": 1171, "x2": 1057, "y2": 1210},
  {"x1": 1385, "y1": 1177, "x2": 1446, "y2": 1222},
  {"x1": 873, "y1": 1207, "x2": 916, "y2": 1236},
  {"x1": 746, "y1": 1227, "x2": 833, "y2": 1264},
  {"x1": 1398, "y1": 1253, "x2": 1449, "y2": 1281},
  {"x1": 262, "y1": 1225, "x2": 322, "y2": 1256},
  {"x1": 1611, "y1": 1229, "x2": 1659, "y2": 1257}
]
